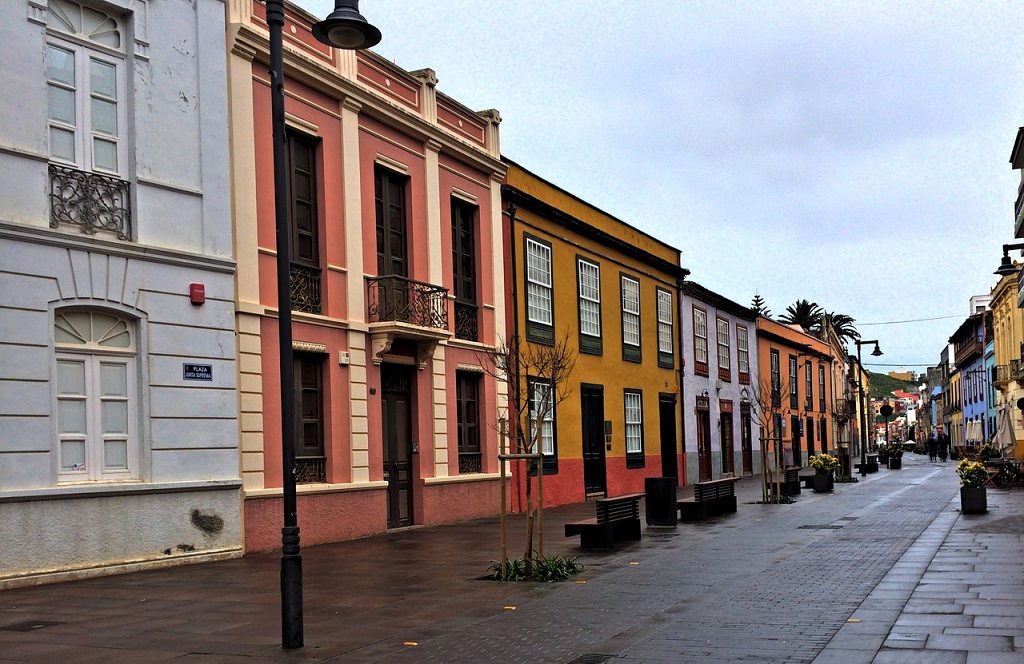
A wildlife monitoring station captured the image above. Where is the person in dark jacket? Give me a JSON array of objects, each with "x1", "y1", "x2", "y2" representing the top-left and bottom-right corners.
[
  {"x1": 937, "y1": 426, "x2": 950, "y2": 462},
  {"x1": 927, "y1": 431, "x2": 938, "y2": 462}
]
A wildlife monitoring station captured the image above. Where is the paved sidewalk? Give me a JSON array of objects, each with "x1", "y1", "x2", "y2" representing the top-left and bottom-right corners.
[
  {"x1": 814, "y1": 469, "x2": 1024, "y2": 664},
  {"x1": 0, "y1": 455, "x2": 1021, "y2": 663}
]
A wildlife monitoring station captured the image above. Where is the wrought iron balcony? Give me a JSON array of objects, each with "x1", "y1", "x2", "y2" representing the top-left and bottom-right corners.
[
  {"x1": 454, "y1": 301, "x2": 479, "y2": 342},
  {"x1": 833, "y1": 397, "x2": 856, "y2": 422},
  {"x1": 1012, "y1": 358, "x2": 1024, "y2": 382},
  {"x1": 367, "y1": 275, "x2": 448, "y2": 330},
  {"x1": 458, "y1": 452, "x2": 482, "y2": 474},
  {"x1": 289, "y1": 263, "x2": 322, "y2": 314},
  {"x1": 295, "y1": 456, "x2": 326, "y2": 484},
  {"x1": 993, "y1": 363, "x2": 1011, "y2": 387},
  {"x1": 49, "y1": 164, "x2": 131, "y2": 240}
]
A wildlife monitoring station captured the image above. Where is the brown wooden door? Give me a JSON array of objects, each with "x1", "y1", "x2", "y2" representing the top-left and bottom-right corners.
[
  {"x1": 806, "y1": 416, "x2": 816, "y2": 458},
  {"x1": 741, "y1": 406, "x2": 753, "y2": 475},
  {"x1": 581, "y1": 385, "x2": 607, "y2": 495},
  {"x1": 791, "y1": 415, "x2": 802, "y2": 467},
  {"x1": 381, "y1": 365, "x2": 413, "y2": 528},
  {"x1": 720, "y1": 412, "x2": 734, "y2": 475},
  {"x1": 697, "y1": 408, "x2": 712, "y2": 481}
]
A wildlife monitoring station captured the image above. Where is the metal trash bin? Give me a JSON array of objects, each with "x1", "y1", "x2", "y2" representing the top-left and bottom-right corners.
[{"x1": 644, "y1": 476, "x2": 677, "y2": 527}]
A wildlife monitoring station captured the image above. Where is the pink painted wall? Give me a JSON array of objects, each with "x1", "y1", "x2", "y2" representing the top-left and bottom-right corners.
[{"x1": 244, "y1": 489, "x2": 385, "y2": 554}]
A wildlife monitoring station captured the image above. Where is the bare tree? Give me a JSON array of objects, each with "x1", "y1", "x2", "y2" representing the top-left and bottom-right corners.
[
  {"x1": 745, "y1": 374, "x2": 791, "y2": 502},
  {"x1": 484, "y1": 332, "x2": 576, "y2": 574}
]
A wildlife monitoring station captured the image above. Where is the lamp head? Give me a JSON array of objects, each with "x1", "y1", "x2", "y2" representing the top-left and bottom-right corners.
[
  {"x1": 995, "y1": 253, "x2": 1018, "y2": 276},
  {"x1": 870, "y1": 342, "x2": 883, "y2": 357},
  {"x1": 312, "y1": 0, "x2": 381, "y2": 50}
]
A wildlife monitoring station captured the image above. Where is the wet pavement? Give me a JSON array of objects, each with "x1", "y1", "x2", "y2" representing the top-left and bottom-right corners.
[{"x1": 1, "y1": 454, "x2": 1021, "y2": 663}]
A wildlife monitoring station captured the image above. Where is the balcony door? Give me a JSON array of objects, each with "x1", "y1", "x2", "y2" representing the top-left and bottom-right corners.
[
  {"x1": 375, "y1": 167, "x2": 408, "y2": 278},
  {"x1": 375, "y1": 167, "x2": 409, "y2": 321}
]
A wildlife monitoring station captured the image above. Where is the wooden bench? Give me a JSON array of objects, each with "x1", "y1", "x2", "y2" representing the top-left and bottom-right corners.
[
  {"x1": 677, "y1": 477, "x2": 738, "y2": 521},
  {"x1": 564, "y1": 493, "x2": 643, "y2": 549}
]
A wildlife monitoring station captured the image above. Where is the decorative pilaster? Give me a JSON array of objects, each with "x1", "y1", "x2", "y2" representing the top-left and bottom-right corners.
[
  {"x1": 424, "y1": 139, "x2": 442, "y2": 287},
  {"x1": 348, "y1": 331, "x2": 370, "y2": 483},
  {"x1": 238, "y1": 312, "x2": 265, "y2": 490},
  {"x1": 411, "y1": 68, "x2": 438, "y2": 123},
  {"x1": 432, "y1": 346, "x2": 448, "y2": 478},
  {"x1": 342, "y1": 97, "x2": 365, "y2": 323}
]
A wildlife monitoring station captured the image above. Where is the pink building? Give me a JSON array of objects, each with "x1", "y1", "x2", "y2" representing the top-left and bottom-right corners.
[{"x1": 227, "y1": 1, "x2": 506, "y2": 551}]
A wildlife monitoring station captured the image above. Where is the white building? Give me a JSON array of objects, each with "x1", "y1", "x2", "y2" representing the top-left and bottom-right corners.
[
  {"x1": 0, "y1": 0, "x2": 240, "y2": 587},
  {"x1": 680, "y1": 282, "x2": 761, "y2": 483}
]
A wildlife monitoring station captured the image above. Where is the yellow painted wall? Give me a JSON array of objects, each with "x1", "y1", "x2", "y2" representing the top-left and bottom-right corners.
[{"x1": 505, "y1": 163, "x2": 682, "y2": 495}]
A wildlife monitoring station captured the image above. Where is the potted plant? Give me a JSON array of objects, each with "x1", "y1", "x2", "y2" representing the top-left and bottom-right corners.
[
  {"x1": 956, "y1": 459, "x2": 988, "y2": 514},
  {"x1": 808, "y1": 453, "x2": 838, "y2": 493},
  {"x1": 886, "y1": 442, "x2": 904, "y2": 470},
  {"x1": 978, "y1": 441, "x2": 1000, "y2": 461},
  {"x1": 877, "y1": 442, "x2": 890, "y2": 466}
]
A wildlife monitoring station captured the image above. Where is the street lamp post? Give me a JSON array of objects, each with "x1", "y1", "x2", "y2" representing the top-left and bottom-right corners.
[
  {"x1": 266, "y1": 0, "x2": 380, "y2": 650},
  {"x1": 854, "y1": 340, "x2": 883, "y2": 475}
]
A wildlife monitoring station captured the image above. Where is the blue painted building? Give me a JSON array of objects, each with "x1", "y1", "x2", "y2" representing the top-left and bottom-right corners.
[{"x1": 949, "y1": 313, "x2": 991, "y2": 444}]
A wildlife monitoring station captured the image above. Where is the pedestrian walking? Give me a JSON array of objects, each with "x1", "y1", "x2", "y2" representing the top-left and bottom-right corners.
[
  {"x1": 927, "y1": 432, "x2": 938, "y2": 462},
  {"x1": 937, "y1": 427, "x2": 949, "y2": 462}
]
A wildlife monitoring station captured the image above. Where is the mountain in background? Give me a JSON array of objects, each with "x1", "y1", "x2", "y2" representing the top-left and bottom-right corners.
[{"x1": 867, "y1": 371, "x2": 918, "y2": 399}]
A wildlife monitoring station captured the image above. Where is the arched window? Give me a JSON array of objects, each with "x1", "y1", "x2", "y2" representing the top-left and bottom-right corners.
[{"x1": 54, "y1": 310, "x2": 138, "y2": 482}]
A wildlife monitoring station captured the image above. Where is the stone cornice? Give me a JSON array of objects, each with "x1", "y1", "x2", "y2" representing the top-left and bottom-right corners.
[
  {"x1": 228, "y1": 23, "x2": 504, "y2": 177},
  {"x1": 0, "y1": 220, "x2": 236, "y2": 274}
]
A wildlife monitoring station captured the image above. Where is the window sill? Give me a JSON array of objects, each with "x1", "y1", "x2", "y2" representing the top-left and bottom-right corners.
[{"x1": 0, "y1": 478, "x2": 242, "y2": 504}]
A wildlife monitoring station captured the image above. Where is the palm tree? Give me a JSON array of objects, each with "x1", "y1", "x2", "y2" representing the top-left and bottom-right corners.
[
  {"x1": 819, "y1": 311, "x2": 860, "y2": 346},
  {"x1": 779, "y1": 299, "x2": 823, "y2": 331}
]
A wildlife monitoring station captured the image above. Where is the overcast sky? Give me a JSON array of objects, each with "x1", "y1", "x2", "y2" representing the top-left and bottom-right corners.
[{"x1": 299, "y1": 0, "x2": 1023, "y2": 374}]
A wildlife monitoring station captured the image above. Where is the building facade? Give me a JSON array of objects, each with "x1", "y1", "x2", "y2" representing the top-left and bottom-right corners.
[
  {"x1": 950, "y1": 313, "x2": 989, "y2": 445},
  {"x1": 990, "y1": 270, "x2": 1024, "y2": 451},
  {"x1": 0, "y1": 0, "x2": 241, "y2": 587},
  {"x1": 226, "y1": 1, "x2": 507, "y2": 551},
  {"x1": 754, "y1": 318, "x2": 834, "y2": 469},
  {"x1": 502, "y1": 161, "x2": 688, "y2": 506},
  {"x1": 680, "y1": 282, "x2": 760, "y2": 483}
]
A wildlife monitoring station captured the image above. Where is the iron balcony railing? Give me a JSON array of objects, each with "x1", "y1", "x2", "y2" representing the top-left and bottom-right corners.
[
  {"x1": 454, "y1": 301, "x2": 479, "y2": 342},
  {"x1": 1012, "y1": 358, "x2": 1024, "y2": 382},
  {"x1": 993, "y1": 364, "x2": 1011, "y2": 385},
  {"x1": 367, "y1": 275, "x2": 448, "y2": 330},
  {"x1": 294, "y1": 456, "x2": 326, "y2": 484},
  {"x1": 49, "y1": 164, "x2": 131, "y2": 240},
  {"x1": 289, "y1": 263, "x2": 322, "y2": 314},
  {"x1": 458, "y1": 452, "x2": 482, "y2": 474}
]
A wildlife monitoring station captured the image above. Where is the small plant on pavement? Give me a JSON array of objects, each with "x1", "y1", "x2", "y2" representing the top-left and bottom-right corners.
[
  {"x1": 808, "y1": 453, "x2": 839, "y2": 477},
  {"x1": 834, "y1": 475, "x2": 859, "y2": 483},
  {"x1": 757, "y1": 494, "x2": 793, "y2": 504},
  {"x1": 956, "y1": 459, "x2": 988, "y2": 488},
  {"x1": 978, "y1": 442, "x2": 1000, "y2": 461},
  {"x1": 486, "y1": 554, "x2": 582, "y2": 582}
]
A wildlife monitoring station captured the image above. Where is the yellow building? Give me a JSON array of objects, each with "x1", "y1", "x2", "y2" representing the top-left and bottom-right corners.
[
  {"x1": 991, "y1": 269, "x2": 1024, "y2": 456},
  {"x1": 502, "y1": 161, "x2": 689, "y2": 506},
  {"x1": 949, "y1": 369, "x2": 963, "y2": 446}
]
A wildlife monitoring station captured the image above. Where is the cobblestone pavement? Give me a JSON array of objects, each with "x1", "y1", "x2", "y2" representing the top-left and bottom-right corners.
[{"x1": 0, "y1": 455, "x2": 1020, "y2": 663}]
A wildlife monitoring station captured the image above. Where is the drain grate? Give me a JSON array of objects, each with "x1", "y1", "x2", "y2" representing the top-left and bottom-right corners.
[
  {"x1": 0, "y1": 620, "x2": 64, "y2": 632},
  {"x1": 798, "y1": 524, "x2": 843, "y2": 529},
  {"x1": 564, "y1": 655, "x2": 615, "y2": 664},
  {"x1": 645, "y1": 532, "x2": 679, "y2": 539},
  {"x1": 836, "y1": 516, "x2": 859, "y2": 521}
]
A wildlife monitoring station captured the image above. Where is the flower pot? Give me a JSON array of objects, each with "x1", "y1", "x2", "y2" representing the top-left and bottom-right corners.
[
  {"x1": 888, "y1": 457, "x2": 902, "y2": 470},
  {"x1": 878, "y1": 453, "x2": 889, "y2": 466},
  {"x1": 813, "y1": 473, "x2": 834, "y2": 493},
  {"x1": 960, "y1": 486, "x2": 987, "y2": 514}
]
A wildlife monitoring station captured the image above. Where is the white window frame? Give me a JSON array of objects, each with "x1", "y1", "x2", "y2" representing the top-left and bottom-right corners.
[
  {"x1": 657, "y1": 289, "x2": 672, "y2": 354},
  {"x1": 46, "y1": 2, "x2": 127, "y2": 177},
  {"x1": 805, "y1": 361, "x2": 813, "y2": 409},
  {"x1": 528, "y1": 379, "x2": 555, "y2": 457},
  {"x1": 694, "y1": 307, "x2": 708, "y2": 369},
  {"x1": 525, "y1": 238, "x2": 553, "y2": 326},
  {"x1": 624, "y1": 391, "x2": 643, "y2": 454},
  {"x1": 716, "y1": 317, "x2": 731, "y2": 372},
  {"x1": 577, "y1": 258, "x2": 601, "y2": 338},
  {"x1": 621, "y1": 276, "x2": 641, "y2": 349},
  {"x1": 737, "y1": 324, "x2": 750, "y2": 376},
  {"x1": 53, "y1": 310, "x2": 138, "y2": 483}
]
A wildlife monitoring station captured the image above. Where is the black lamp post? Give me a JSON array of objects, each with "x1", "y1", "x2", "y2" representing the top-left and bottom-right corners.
[
  {"x1": 854, "y1": 339, "x2": 883, "y2": 475},
  {"x1": 266, "y1": 0, "x2": 380, "y2": 650},
  {"x1": 994, "y1": 242, "x2": 1024, "y2": 276}
]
